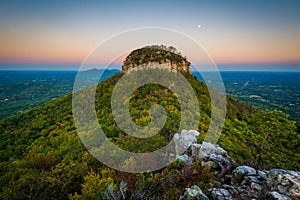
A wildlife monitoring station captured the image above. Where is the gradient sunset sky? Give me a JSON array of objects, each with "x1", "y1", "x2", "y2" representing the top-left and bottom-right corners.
[{"x1": 0, "y1": 0, "x2": 299, "y2": 70}]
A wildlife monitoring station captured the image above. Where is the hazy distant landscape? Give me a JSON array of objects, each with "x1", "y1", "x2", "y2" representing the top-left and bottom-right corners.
[
  {"x1": 1, "y1": 70, "x2": 299, "y2": 123},
  {"x1": 0, "y1": 69, "x2": 118, "y2": 119}
]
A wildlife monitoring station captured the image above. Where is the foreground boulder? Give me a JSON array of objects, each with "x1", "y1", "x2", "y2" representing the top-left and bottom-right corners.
[
  {"x1": 230, "y1": 167, "x2": 300, "y2": 199},
  {"x1": 177, "y1": 154, "x2": 192, "y2": 165},
  {"x1": 209, "y1": 188, "x2": 233, "y2": 200},
  {"x1": 232, "y1": 166, "x2": 267, "y2": 190},
  {"x1": 174, "y1": 130, "x2": 200, "y2": 157},
  {"x1": 266, "y1": 191, "x2": 291, "y2": 200},
  {"x1": 176, "y1": 130, "x2": 300, "y2": 200},
  {"x1": 192, "y1": 142, "x2": 235, "y2": 178},
  {"x1": 267, "y1": 169, "x2": 300, "y2": 198},
  {"x1": 179, "y1": 185, "x2": 209, "y2": 200}
]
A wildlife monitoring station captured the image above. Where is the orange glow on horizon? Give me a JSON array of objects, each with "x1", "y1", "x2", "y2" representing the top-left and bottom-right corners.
[{"x1": 1, "y1": 29, "x2": 299, "y2": 65}]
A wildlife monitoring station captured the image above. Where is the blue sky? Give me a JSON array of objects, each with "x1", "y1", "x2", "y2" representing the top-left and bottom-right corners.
[{"x1": 0, "y1": 0, "x2": 299, "y2": 70}]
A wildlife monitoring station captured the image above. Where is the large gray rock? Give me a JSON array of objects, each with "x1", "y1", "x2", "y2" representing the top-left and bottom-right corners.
[
  {"x1": 266, "y1": 191, "x2": 291, "y2": 200},
  {"x1": 209, "y1": 154, "x2": 231, "y2": 164},
  {"x1": 209, "y1": 188, "x2": 233, "y2": 200},
  {"x1": 177, "y1": 154, "x2": 192, "y2": 165},
  {"x1": 233, "y1": 166, "x2": 257, "y2": 177},
  {"x1": 222, "y1": 184, "x2": 239, "y2": 195},
  {"x1": 232, "y1": 166, "x2": 257, "y2": 183},
  {"x1": 192, "y1": 142, "x2": 215, "y2": 159},
  {"x1": 215, "y1": 145, "x2": 228, "y2": 156},
  {"x1": 180, "y1": 185, "x2": 209, "y2": 200},
  {"x1": 267, "y1": 169, "x2": 300, "y2": 199},
  {"x1": 174, "y1": 130, "x2": 200, "y2": 157},
  {"x1": 245, "y1": 175, "x2": 261, "y2": 184},
  {"x1": 191, "y1": 143, "x2": 202, "y2": 160},
  {"x1": 257, "y1": 170, "x2": 268, "y2": 180},
  {"x1": 188, "y1": 130, "x2": 201, "y2": 138},
  {"x1": 191, "y1": 142, "x2": 230, "y2": 160},
  {"x1": 232, "y1": 166, "x2": 267, "y2": 192},
  {"x1": 191, "y1": 142, "x2": 234, "y2": 178}
]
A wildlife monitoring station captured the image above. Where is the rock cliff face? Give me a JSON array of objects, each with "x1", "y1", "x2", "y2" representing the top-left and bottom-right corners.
[{"x1": 122, "y1": 45, "x2": 191, "y2": 74}]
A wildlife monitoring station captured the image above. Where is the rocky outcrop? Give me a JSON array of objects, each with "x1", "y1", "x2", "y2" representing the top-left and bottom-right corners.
[
  {"x1": 180, "y1": 185, "x2": 209, "y2": 200},
  {"x1": 122, "y1": 45, "x2": 191, "y2": 74},
  {"x1": 177, "y1": 154, "x2": 192, "y2": 165},
  {"x1": 227, "y1": 166, "x2": 300, "y2": 199},
  {"x1": 231, "y1": 166, "x2": 268, "y2": 198},
  {"x1": 174, "y1": 129, "x2": 200, "y2": 157},
  {"x1": 266, "y1": 191, "x2": 292, "y2": 200},
  {"x1": 267, "y1": 169, "x2": 300, "y2": 198},
  {"x1": 209, "y1": 188, "x2": 233, "y2": 200},
  {"x1": 176, "y1": 129, "x2": 300, "y2": 200},
  {"x1": 192, "y1": 142, "x2": 235, "y2": 178}
]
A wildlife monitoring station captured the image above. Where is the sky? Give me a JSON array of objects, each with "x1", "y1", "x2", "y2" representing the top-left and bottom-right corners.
[{"x1": 0, "y1": 0, "x2": 299, "y2": 71}]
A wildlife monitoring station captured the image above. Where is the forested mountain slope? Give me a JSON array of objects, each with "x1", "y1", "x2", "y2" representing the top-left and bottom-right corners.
[{"x1": 0, "y1": 70, "x2": 299, "y2": 199}]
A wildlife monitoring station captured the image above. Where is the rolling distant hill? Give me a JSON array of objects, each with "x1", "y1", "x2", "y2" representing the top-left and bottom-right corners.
[{"x1": 0, "y1": 69, "x2": 120, "y2": 119}]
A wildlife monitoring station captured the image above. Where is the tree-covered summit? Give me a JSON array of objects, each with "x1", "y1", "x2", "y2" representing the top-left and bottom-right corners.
[{"x1": 122, "y1": 45, "x2": 191, "y2": 74}]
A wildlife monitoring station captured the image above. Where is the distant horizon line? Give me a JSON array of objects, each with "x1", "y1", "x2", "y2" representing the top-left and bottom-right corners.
[
  {"x1": 1, "y1": 62, "x2": 300, "y2": 65},
  {"x1": 0, "y1": 62, "x2": 299, "y2": 72},
  {"x1": 1, "y1": 69, "x2": 300, "y2": 72}
]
